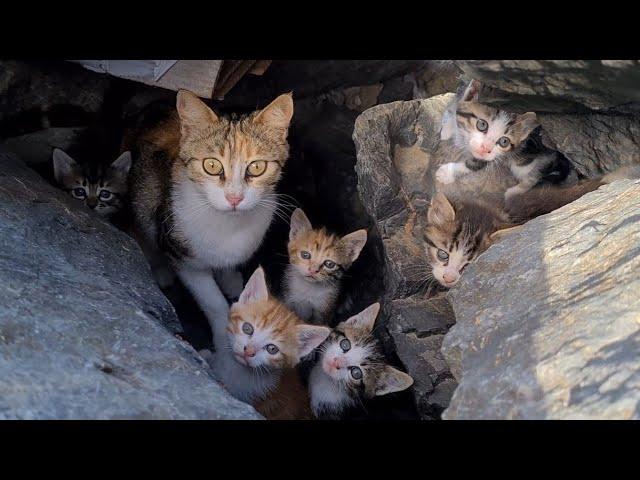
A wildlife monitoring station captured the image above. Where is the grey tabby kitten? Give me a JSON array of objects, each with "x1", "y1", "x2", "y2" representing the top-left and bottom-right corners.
[
  {"x1": 308, "y1": 303, "x2": 414, "y2": 419},
  {"x1": 53, "y1": 148, "x2": 132, "y2": 217},
  {"x1": 438, "y1": 80, "x2": 573, "y2": 201}
]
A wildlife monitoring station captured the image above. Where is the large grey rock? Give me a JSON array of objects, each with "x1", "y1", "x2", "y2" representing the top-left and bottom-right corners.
[
  {"x1": 353, "y1": 95, "x2": 459, "y2": 418},
  {"x1": 442, "y1": 179, "x2": 640, "y2": 420},
  {"x1": 0, "y1": 152, "x2": 261, "y2": 419}
]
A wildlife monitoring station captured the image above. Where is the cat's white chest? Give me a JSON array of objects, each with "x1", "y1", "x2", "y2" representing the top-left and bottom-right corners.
[
  {"x1": 172, "y1": 182, "x2": 274, "y2": 269},
  {"x1": 283, "y1": 266, "x2": 337, "y2": 321},
  {"x1": 309, "y1": 364, "x2": 351, "y2": 416}
]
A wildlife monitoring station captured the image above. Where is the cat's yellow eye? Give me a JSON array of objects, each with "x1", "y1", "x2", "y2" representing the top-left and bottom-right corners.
[
  {"x1": 203, "y1": 158, "x2": 224, "y2": 176},
  {"x1": 246, "y1": 160, "x2": 267, "y2": 177}
]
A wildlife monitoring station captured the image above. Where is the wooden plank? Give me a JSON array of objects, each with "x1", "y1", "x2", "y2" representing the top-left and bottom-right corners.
[
  {"x1": 213, "y1": 60, "x2": 257, "y2": 100},
  {"x1": 248, "y1": 60, "x2": 272, "y2": 76}
]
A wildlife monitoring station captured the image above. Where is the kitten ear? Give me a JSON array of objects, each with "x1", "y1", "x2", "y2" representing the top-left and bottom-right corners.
[
  {"x1": 428, "y1": 193, "x2": 455, "y2": 226},
  {"x1": 238, "y1": 266, "x2": 269, "y2": 305},
  {"x1": 253, "y1": 92, "x2": 294, "y2": 130},
  {"x1": 110, "y1": 151, "x2": 132, "y2": 175},
  {"x1": 338, "y1": 229, "x2": 368, "y2": 263},
  {"x1": 513, "y1": 112, "x2": 540, "y2": 141},
  {"x1": 176, "y1": 89, "x2": 219, "y2": 136},
  {"x1": 374, "y1": 366, "x2": 414, "y2": 397},
  {"x1": 289, "y1": 208, "x2": 312, "y2": 241},
  {"x1": 52, "y1": 148, "x2": 77, "y2": 184},
  {"x1": 343, "y1": 302, "x2": 380, "y2": 333},
  {"x1": 461, "y1": 78, "x2": 482, "y2": 102},
  {"x1": 296, "y1": 324, "x2": 331, "y2": 358}
]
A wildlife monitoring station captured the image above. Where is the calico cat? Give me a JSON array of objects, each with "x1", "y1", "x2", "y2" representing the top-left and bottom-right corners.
[
  {"x1": 282, "y1": 208, "x2": 367, "y2": 324},
  {"x1": 52, "y1": 127, "x2": 132, "y2": 218},
  {"x1": 207, "y1": 266, "x2": 330, "y2": 419},
  {"x1": 437, "y1": 80, "x2": 573, "y2": 201},
  {"x1": 308, "y1": 302, "x2": 414, "y2": 419},
  {"x1": 423, "y1": 192, "x2": 513, "y2": 288},
  {"x1": 125, "y1": 90, "x2": 294, "y2": 339}
]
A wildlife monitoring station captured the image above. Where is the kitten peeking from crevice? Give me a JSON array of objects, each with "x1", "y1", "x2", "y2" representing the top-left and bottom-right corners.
[
  {"x1": 308, "y1": 302, "x2": 414, "y2": 419},
  {"x1": 437, "y1": 79, "x2": 574, "y2": 201},
  {"x1": 52, "y1": 148, "x2": 132, "y2": 218},
  {"x1": 282, "y1": 208, "x2": 367, "y2": 325}
]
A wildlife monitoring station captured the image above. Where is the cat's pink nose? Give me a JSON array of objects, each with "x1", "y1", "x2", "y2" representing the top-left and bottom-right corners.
[
  {"x1": 443, "y1": 272, "x2": 459, "y2": 284},
  {"x1": 243, "y1": 345, "x2": 256, "y2": 358},
  {"x1": 332, "y1": 357, "x2": 343, "y2": 369},
  {"x1": 479, "y1": 144, "x2": 492, "y2": 154},
  {"x1": 225, "y1": 194, "x2": 244, "y2": 208}
]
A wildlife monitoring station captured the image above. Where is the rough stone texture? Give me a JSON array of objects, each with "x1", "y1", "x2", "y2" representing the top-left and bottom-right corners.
[
  {"x1": 442, "y1": 180, "x2": 640, "y2": 420},
  {"x1": 0, "y1": 152, "x2": 261, "y2": 419},
  {"x1": 353, "y1": 95, "x2": 459, "y2": 419}
]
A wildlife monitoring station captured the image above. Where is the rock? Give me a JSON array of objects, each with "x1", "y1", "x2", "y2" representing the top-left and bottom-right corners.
[
  {"x1": 442, "y1": 179, "x2": 640, "y2": 420},
  {"x1": 1, "y1": 127, "x2": 86, "y2": 166},
  {"x1": 0, "y1": 151, "x2": 262, "y2": 419},
  {"x1": 353, "y1": 95, "x2": 459, "y2": 418},
  {"x1": 455, "y1": 60, "x2": 640, "y2": 112}
]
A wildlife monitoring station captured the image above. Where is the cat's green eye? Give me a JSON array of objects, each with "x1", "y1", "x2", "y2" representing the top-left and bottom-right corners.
[
  {"x1": 323, "y1": 260, "x2": 337, "y2": 269},
  {"x1": 476, "y1": 119, "x2": 488, "y2": 132},
  {"x1": 72, "y1": 188, "x2": 86, "y2": 199},
  {"x1": 266, "y1": 344, "x2": 279, "y2": 355},
  {"x1": 437, "y1": 249, "x2": 449, "y2": 261},
  {"x1": 246, "y1": 160, "x2": 267, "y2": 177},
  {"x1": 350, "y1": 366, "x2": 363, "y2": 380},
  {"x1": 498, "y1": 136, "x2": 511, "y2": 148},
  {"x1": 300, "y1": 251, "x2": 311, "y2": 260},
  {"x1": 242, "y1": 322, "x2": 254, "y2": 335},
  {"x1": 340, "y1": 338, "x2": 351, "y2": 352},
  {"x1": 203, "y1": 158, "x2": 224, "y2": 176}
]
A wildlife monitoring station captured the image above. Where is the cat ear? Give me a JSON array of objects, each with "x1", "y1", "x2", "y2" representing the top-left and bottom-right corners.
[
  {"x1": 238, "y1": 266, "x2": 269, "y2": 305},
  {"x1": 343, "y1": 302, "x2": 380, "y2": 333},
  {"x1": 461, "y1": 78, "x2": 482, "y2": 102},
  {"x1": 513, "y1": 112, "x2": 540, "y2": 141},
  {"x1": 176, "y1": 89, "x2": 219, "y2": 136},
  {"x1": 428, "y1": 193, "x2": 455, "y2": 226},
  {"x1": 296, "y1": 324, "x2": 331, "y2": 358},
  {"x1": 289, "y1": 208, "x2": 312, "y2": 241},
  {"x1": 110, "y1": 151, "x2": 132, "y2": 175},
  {"x1": 374, "y1": 366, "x2": 414, "y2": 397},
  {"x1": 338, "y1": 229, "x2": 368, "y2": 263},
  {"x1": 253, "y1": 92, "x2": 294, "y2": 131},
  {"x1": 52, "y1": 148, "x2": 77, "y2": 184}
]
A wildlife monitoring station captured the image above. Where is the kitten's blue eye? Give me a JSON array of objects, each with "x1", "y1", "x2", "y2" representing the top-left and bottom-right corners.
[
  {"x1": 476, "y1": 119, "x2": 488, "y2": 132},
  {"x1": 266, "y1": 344, "x2": 279, "y2": 355},
  {"x1": 350, "y1": 366, "x2": 363, "y2": 380},
  {"x1": 323, "y1": 260, "x2": 336, "y2": 269},
  {"x1": 340, "y1": 338, "x2": 351, "y2": 352},
  {"x1": 99, "y1": 190, "x2": 112, "y2": 200},
  {"x1": 242, "y1": 322, "x2": 253, "y2": 335},
  {"x1": 437, "y1": 249, "x2": 449, "y2": 261},
  {"x1": 300, "y1": 251, "x2": 311, "y2": 260},
  {"x1": 72, "y1": 188, "x2": 86, "y2": 199},
  {"x1": 498, "y1": 136, "x2": 511, "y2": 148}
]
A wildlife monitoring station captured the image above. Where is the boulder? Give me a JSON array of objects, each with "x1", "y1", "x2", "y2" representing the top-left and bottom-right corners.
[
  {"x1": 0, "y1": 151, "x2": 261, "y2": 419},
  {"x1": 353, "y1": 95, "x2": 459, "y2": 418},
  {"x1": 442, "y1": 179, "x2": 640, "y2": 420}
]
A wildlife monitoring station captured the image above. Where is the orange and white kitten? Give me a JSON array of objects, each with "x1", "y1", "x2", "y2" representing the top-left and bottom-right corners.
[
  {"x1": 283, "y1": 208, "x2": 367, "y2": 324},
  {"x1": 308, "y1": 303, "x2": 414, "y2": 419},
  {"x1": 210, "y1": 266, "x2": 331, "y2": 408}
]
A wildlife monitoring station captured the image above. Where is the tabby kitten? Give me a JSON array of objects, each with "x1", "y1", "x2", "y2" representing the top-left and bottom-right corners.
[
  {"x1": 437, "y1": 80, "x2": 572, "y2": 201},
  {"x1": 208, "y1": 267, "x2": 330, "y2": 417},
  {"x1": 308, "y1": 303, "x2": 414, "y2": 419},
  {"x1": 126, "y1": 90, "x2": 294, "y2": 339},
  {"x1": 423, "y1": 192, "x2": 512, "y2": 288},
  {"x1": 283, "y1": 208, "x2": 367, "y2": 324},
  {"x1": 52, "y1": 148, "x2": 131, "y2": 217}
]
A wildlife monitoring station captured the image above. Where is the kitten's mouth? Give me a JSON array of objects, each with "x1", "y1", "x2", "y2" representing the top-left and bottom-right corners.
[{"x1": 233, "y1": 353, "x2": 249, "y2": 366}]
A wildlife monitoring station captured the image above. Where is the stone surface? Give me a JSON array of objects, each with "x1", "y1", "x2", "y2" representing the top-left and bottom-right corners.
[
  {"x1": 353, "y1": 95, "x2": 459, "y2": 418},
  {"x1": 442, "y1": 179, "x2": 640, "y2": 420},
  {"x1": 0, "y1": 151, "x2": 261, "y2": 419}
]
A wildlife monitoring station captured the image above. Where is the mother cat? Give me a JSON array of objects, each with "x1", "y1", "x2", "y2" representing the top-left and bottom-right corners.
[{"x1": 126, "y1": 89, "x2": 294, "y2": 340}]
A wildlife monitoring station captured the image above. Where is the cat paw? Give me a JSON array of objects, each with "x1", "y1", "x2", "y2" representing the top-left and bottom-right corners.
[
  {"x1": 504, "y1": 185, "x2": 528, "y2": 202},
  {"x1": 435, "y1": 164, "x2": 457, "y2": 185}
]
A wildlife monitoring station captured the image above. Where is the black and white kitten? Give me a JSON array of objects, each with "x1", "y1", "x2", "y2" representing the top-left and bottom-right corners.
[
  {"x1": 308, "y1": 303, "x2": 414, "y2": 419},
  {"x1": 438, "y1": 80, "x2": 573, "y2": 201}
]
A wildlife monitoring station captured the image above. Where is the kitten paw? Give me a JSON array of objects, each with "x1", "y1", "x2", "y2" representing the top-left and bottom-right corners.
[
  {"x1": 435, "y1": 163, "x2": 457, "y2": 185},
  {"x1": 504, "y1": 185, "x2": 529, "y2": 202}
]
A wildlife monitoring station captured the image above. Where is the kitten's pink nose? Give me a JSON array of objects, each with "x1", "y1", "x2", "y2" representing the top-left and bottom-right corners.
[
  {"x1": 443, "y1": 271, "x2": 459, "y2": 284},
  {"x1": 225, "y1": 193, "x2": 244, "y2": 208},
  {"x1": 243, "y1": 345, "x2": 256, "y2": 358},
  {"x1": 479, "y1": 144, "x2": 492, "y2": 155},
  {"x1": 332, "y1": 357, "x2": 344, "y2": 369}
]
